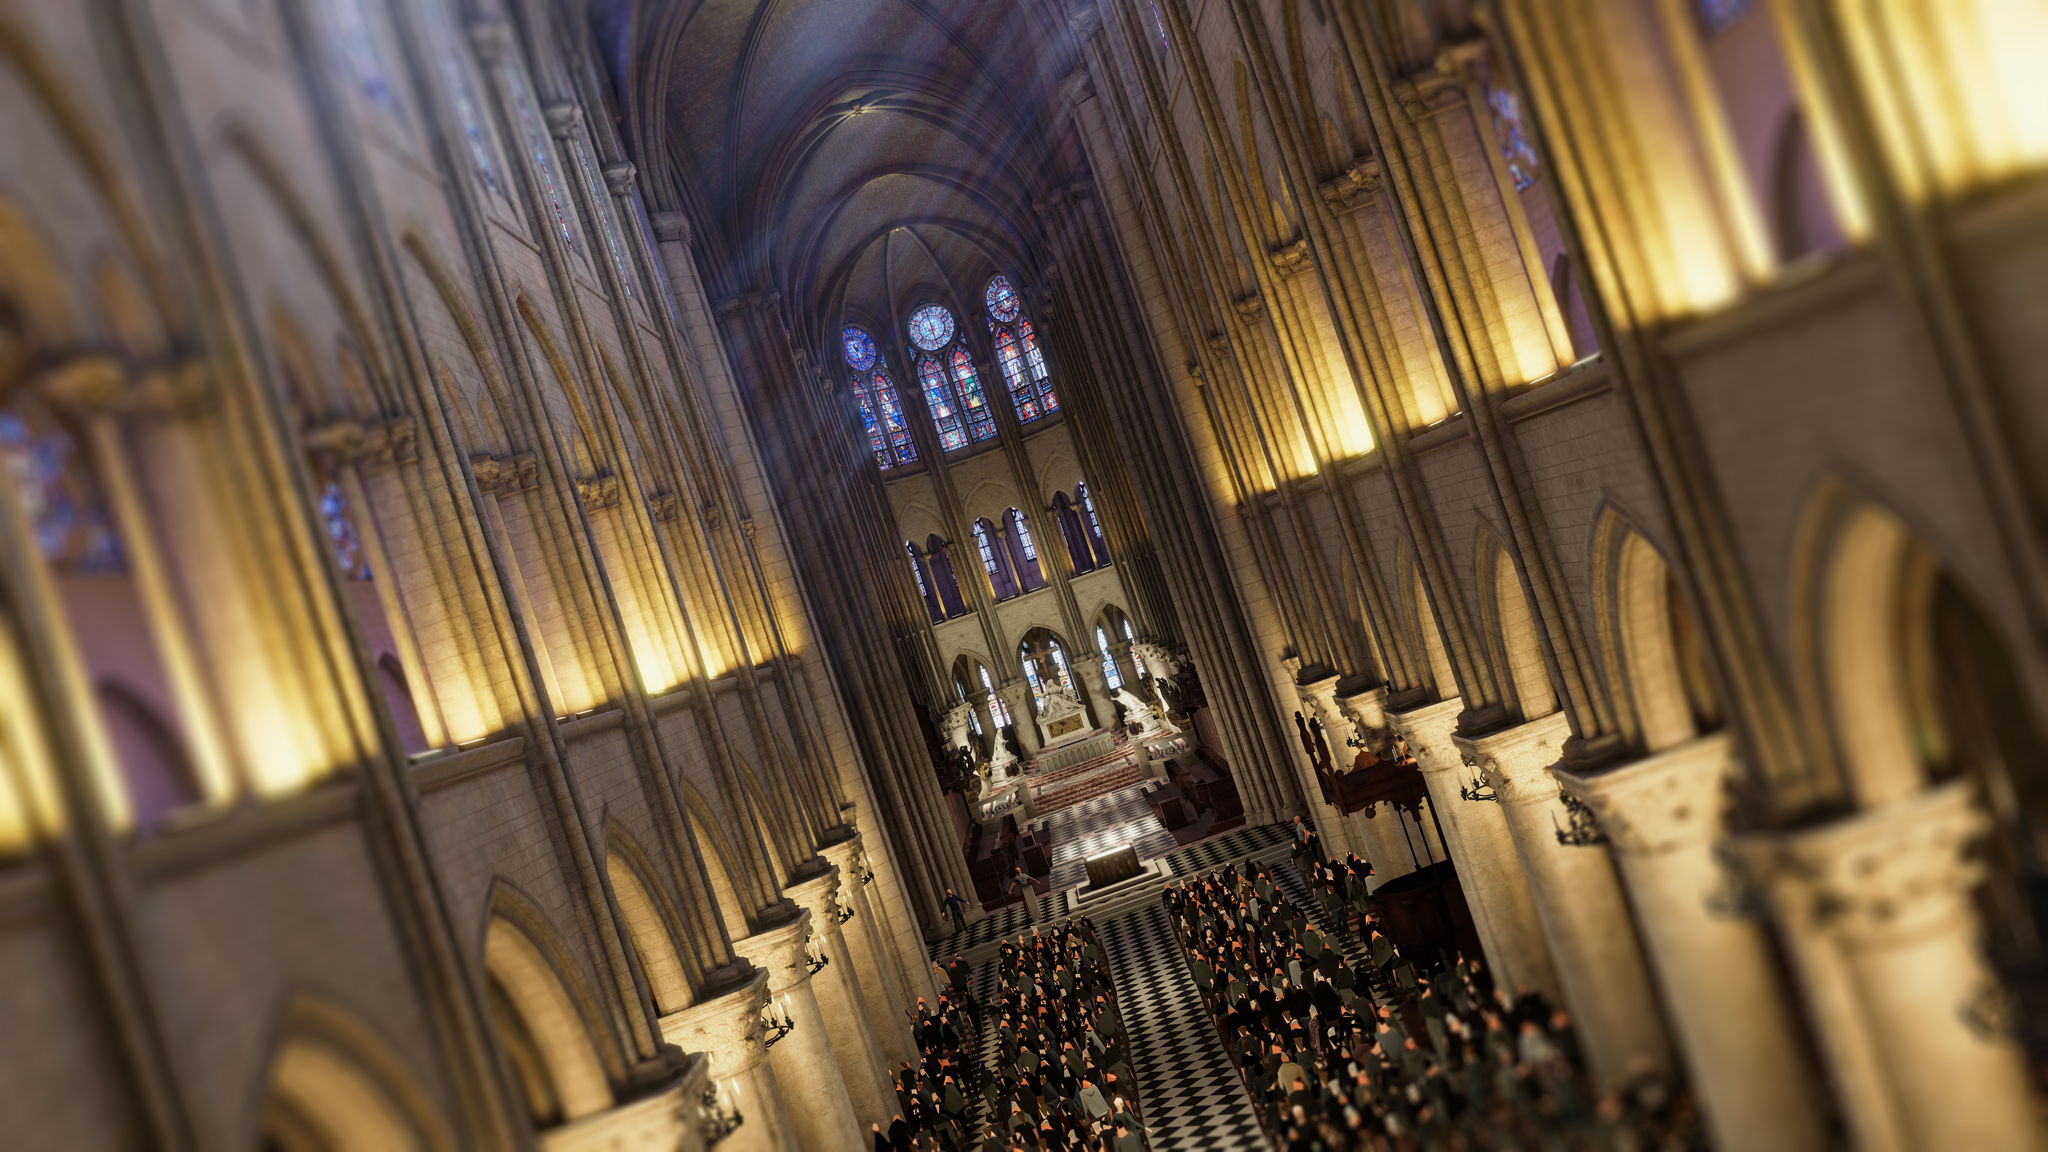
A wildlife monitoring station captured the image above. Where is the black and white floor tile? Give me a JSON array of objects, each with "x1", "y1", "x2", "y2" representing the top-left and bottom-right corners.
[
  {"x1": 1037, "y1": 781, "x2": 1179, "y2": 890},
  {"x1": 1164, "y1": 820, "x2": 1295, "y2": 876},
  {"x1": 1097, "y1": 904, "x2": 1268, "y2": 1151}
]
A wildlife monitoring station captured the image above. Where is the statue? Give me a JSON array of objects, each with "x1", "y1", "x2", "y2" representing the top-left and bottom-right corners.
[{"x1": 1114, "y1": 686, "x2": 1167, "y2": 737}]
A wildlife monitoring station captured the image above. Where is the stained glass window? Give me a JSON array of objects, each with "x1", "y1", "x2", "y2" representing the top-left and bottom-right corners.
[
  {"x1": 1697, "y1": 0, "x2": 1754, "y2": 36},
  {"x1": 920, "y1": 358, "x2": 968, "y2": 453},
  {"x1": 1047, "y1": 640, "x2": 1074, "y2": 694},
  {"x1": 981, "y1": 664, "x2": 1012, "y2": 726},
  {"x1": 1014, "y1": 511, "x2": 1038, "y2": 562},
  {"x1": 1019, "y1": 319, "x2": 1059, "y2": 413},
  {"x1": 332, "y1": 0, "x2": 398, "y2": 111},
  {"x1": 1097, "y1": 626, "x2": 1124, "y2": 691},
  {"x1": 1122, "y1": 617, "x2": 1135, "y2": 643},
  {"x1": 1151, "y1": 0, "x2": 1170, "y2": 50},
  {"x1": 908, "y1": 303, "x2": 956, "y2": 352},
  {"x1": 950, "y1": 347, "x2": 997, "y2": 442},
  {"x1": 908, "y1": 543, "x2": 930, "y2": 598},
  {"x1": 0, "y1": 408, "x2": 123, "y2": 575},
  {"x1": 511, "y1": 77, "x2": 577, "y2": 249},
  {"x1": 874, "y1": 368, "x2": 917, "y2": 466},
  {"x1": 320, "y1": 481, "x2": 373, "y2": 580},
  {"x1": 848, "y1": 374, "x2": 888, "y2": 466},
  {"x1": 1022, "y1": 658, "x2": 1046, "y2": 710},
  {"x1": 985, "y1": 275, "x2": 1021, "y2": 324},
  {"x1": 974, "y1": 521, "x2": 1001, "y2": 583},
  {"x1": 993, "y1": 328, "x2": 1039, "y2": 422},
  {"x1": 1488, "y1": 84, "x2": 1539, "y2": 192},
  {"x1": 436, "y1": 17, "x2": 499, "y2": 193},
  {"x1": 842, "y1": 326, "x2": 878, "y2": 372},
  {"x1": 1079, "y1": 482, "x2": 1104, "y2": 542},
  {"x1": 579, "y1": 148, "x2": 634, "y2": 297}
]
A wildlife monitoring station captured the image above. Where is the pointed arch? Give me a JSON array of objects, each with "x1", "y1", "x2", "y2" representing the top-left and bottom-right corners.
[
  {"x1": 1591, "y1": 508, "x2": 1719, "y2": 754},
  {"x1": 1398, "y1": 543, "x2": 1458, "y2": 700},
  {"x1": 603, "y1": 834, "x2": 691, "y2": 1015},
  {"x1": 480, "y1": 889, "x2": 614, "y2": 1125},
  {"x1": 1481, "y1": 538, "x2": 1558, "y2": 720},
  {"x1": 257, "y1": 995, "x2": 453, "y2": 1152},
  {"x1": 681, "y1": 781, "x2": 757, "y2": 940}
]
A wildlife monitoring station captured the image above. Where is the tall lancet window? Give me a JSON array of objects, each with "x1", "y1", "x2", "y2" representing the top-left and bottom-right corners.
[
  {"x1": 986, "y1": 275, "x2": 1060, "y2": 421},
  {"x1": 1487, "y1": 84, "x2": 1539, "y2": 192},
  {"x1": 918, "y1": 357, "x2": 968, "y2": 453},
  {"x1": 907, "y1": 303, "x2": 994, "y2": 451},
  {"x1": 1096, "y1": 626, "x2": 1124, "y2": 691},
  {"x1": 844, "y1": 326, "x2": 916, "y2": 469},
  {"x1": 981, "y1": 664, "x2": 1012, "y2": 727}
]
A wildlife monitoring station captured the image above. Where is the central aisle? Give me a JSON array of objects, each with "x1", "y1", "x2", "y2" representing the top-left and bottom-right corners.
[{"x1": 1096, "y1": 904, "x2": 1267, "y2": 1151}]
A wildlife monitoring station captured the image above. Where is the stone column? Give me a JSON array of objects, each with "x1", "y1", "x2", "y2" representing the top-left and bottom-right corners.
[
  {"x1": 1073, "y1": 658, "x2": 1112, "y2": 730},
  {"x1": 1457, "y1": 714, "x2": 1670, "y2": 1087},
  {"x1": 820, "y1": 836, "x2": 915, "y2": 1065},
  {"x1": 540, "y1": 1052, "x2": 708, "y2": 1152},
  {"x1": 1391, "y1": 699, "x2": 1558, "y2": 999},
  {"x1": 1739, "y1": 782, "x2": 2036, "y2": 1152},
  {"x1": 731, "y1": 913, "x2": 864, "y2": 1151},
  {"x1": 1557, "y1": 734, "x2": 1826, "y2": 1151},
  {"x1": 999, "y1": 682, "x2": 1042, "y2": 757},
  {"x1": 660, "y1": 970, "x2": 796, "y2": 1152},
  {"x1": 783, "y1": 868, "x2": 892, "y2": 1126}
]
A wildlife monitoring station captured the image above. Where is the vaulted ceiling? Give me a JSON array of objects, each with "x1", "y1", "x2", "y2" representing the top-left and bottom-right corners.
[{"x1": 598, "y1": 0, "x2": 1085, "y2": 352}]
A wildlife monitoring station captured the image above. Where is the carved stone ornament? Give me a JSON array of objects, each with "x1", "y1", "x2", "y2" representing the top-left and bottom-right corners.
[
  {"x1": 1319, "y1": 159, "x2": 1383, "y2": 214},
  {"x1": 649, "y1": 491, "x2": 682, "y2": 522},
  {"x1": 1232, "y1": 292, "x2": 1266, "y2": 319},
  {"x1": 470, "y1": 451, "x2": 539, "y2": 495},
  {"x1": 577, "y1": 473, "x2": 622, "y2": 510},
  {"x1": 1555, "y1": 732, "x2": 1736, "y2": 857},
  {"x1": 542, "y1": 101, "x2": 583, "y2": 138},
  {"x1": 602, "y1": 161, "x2": 637, "y2": 196},
  {"x1": 1269, "y1": 237, "x2": 1314, "y2": 277}
]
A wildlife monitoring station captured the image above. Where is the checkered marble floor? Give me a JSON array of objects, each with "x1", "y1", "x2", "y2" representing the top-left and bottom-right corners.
[
  {"x1": 1034, "y1": 781, "x2": 1179, "y2": 890},
  {"x1": 1165, "y1": 820, "x2": 1295, "y2": 876},
  {"x1": 928, "y1": 890, "x2": 1077, "y2": 958},
  {"x1": 1098, "y1": 904, "x2": 1267, "y2": 1151}
]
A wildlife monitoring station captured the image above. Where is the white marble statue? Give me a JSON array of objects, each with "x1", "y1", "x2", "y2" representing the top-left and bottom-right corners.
[{"x1": 1114, "y1": 686, "x2": 1167, "y2": 737}]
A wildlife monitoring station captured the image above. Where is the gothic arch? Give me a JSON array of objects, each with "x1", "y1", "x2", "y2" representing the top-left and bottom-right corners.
[
  {"x1": 401, "y1": 233, "x2": 523, "y2": 455},
  {"x1": 479, "y1": 886, "x2": 617, "y2": 1125},
  {"x1": 255, "y1": 994, "x2": 453, "y2": 1152},
  {"x1": 1397, "y1": 542, "x2": 1458, "y2": 701},
  {"x1": 602, "y1": 832, "x2": 691, "y2": 1015},
  {"x1": 681, "y1": 781, "x2": 757, "y2": 940},
  {"x1": 1790, "y1": 483, "x2": 1946, "y2": 806},
  {"x1": 1591, "y1": 508, "x2": 1714, "y2": 753},
  {"x1": 1479, "y1": 535, "x2": 1557, "y2": 720}
]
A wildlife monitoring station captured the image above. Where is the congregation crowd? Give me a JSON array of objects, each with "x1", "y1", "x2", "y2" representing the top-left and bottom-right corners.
[
  {"x1": 1165, "y1": 835, "x2": 1703, "y2": 1150},
  {"x1": 880, "y1": 920, "x2": 1149, "y2": 1152}
]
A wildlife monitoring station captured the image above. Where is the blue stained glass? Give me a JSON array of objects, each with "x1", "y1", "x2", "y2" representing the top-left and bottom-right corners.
[
  {"x1": 908, "y1": 543, "x2": 930, "y2": 597},
  {"x1": 1097, "y1": 627, "x2": 1123, "y2": 691},
  {"x1": 1014, "y1": 511, "x2": 1038, "y2": 561},
  {"x1": 849, "y1": 374, "x2": 889, "y2": 466},
  {"x1": 333, "y1": 0, "x2": 397, "y2": 111},
  {"x1": 0, "y1": 410, "x2": 124, "y2": 575},
  {"x1": 950, "y1": 348, "x2": 997, "y2": 442},
  {"x1": 511, "y1": 78, "x2": 576, "y2": 249},
  {"x1": 1048, "y1": 641, "x2": 1074, "y2": 693},
  {"x1": 985, "y1": 275, "x2": 1021, "y2": 324},
  {"x1": 1019, "y1": 319, "x2": 1058, "y2": 413},
  {"x1": 1488, "y1": 84, "x2": 1539, "y2": 192},
  {"x1": 981, "y1": 665, "x2": 1012, "y2": 725},
  {"x1": 908, "y1": 304, "x2": 956, "y2": 352},
  {"x1": 920, "y1": 358, "x2": 967, "y2": 452},
  {"x1": 874, "y1": 369, "x2": 917, "y2": 465},
  {"x1": 843, "y1": 326, "x2": 878, "y2": 371},
  {"x1": 1080, "y1": 483, "x2": 1104, "y2": 540},
  {"x1": 975, "y1": 521, "x2": 1001, "y2": 581},
  {"x1": 1021, "y1": 657, "x2": 1046, "y2": 708},
  {"x1": 1151, "y1": 1, "x2": 1170, "y2": 49},
  {"x1": 320, "y1": 481, "x2": 373, "y2": 580},
  {"x1": 993, "y1": 328, "x2": 1039, "y2": 422},
  {"x1": 436, "y1": 18, "x2": 499, "y2": 193},
  {"x1": 1697, "y1": 0, "x2": 1754, "y2": 36}
]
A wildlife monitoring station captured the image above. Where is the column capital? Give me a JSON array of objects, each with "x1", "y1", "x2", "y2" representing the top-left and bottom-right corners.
[
  {"x1": 1454, "y1": 712, "x2": 1572, "y2": 805},
  {"x1": 1389, "y1": 697, "x2": 1465, "y2": 775},
  {"x1": 1065, "y1": 2, "x2": 1102, "y2": 40},
  {"x1": 732, "y1": 910, "x2": 815, "y2": 995},
  {"x1": 782, "y1": 868, "x2": 842, "y2": 935},
  {"x1": 1555, "y1": 732, "x2": 1737, "y2": 856},
  {"x1": 602, "y1": 161, "x2": 638, "y2": 195},
  {"x1": 660, "y1": 966, "x2": 773, "y2": 1078},
  {"x1": 466, "y1": 16, "x2": 515, "y2": 64},
  {"x1": 1736, "y1": 781, "x2": 1990, "y2": 944},
  {"x1": 543, "y1": 101, "x2": 584, "y2": 139},
  {"x1": 650, "y1": 211, "x2": 693, "y2": 246}
]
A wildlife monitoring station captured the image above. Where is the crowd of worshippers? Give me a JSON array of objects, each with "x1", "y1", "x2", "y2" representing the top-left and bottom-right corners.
[
  {"x1": 1164, "y1": 855, "x2": 1701, "y2": 1150},
  {"x1": 877, "y1": 954, "x2": 981, "y2": 1152},
  {"x1": 977, "y1": 919, "x2": 1149, "y2": 1152}
]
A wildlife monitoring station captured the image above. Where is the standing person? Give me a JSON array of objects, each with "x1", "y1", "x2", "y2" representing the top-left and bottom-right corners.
[
  {"x1": 942, "y1": 887, "x2": 968, "y2": 935},
  {"x1": 1010, "y1": 864, "x2": 1040, "y2": 920}
]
